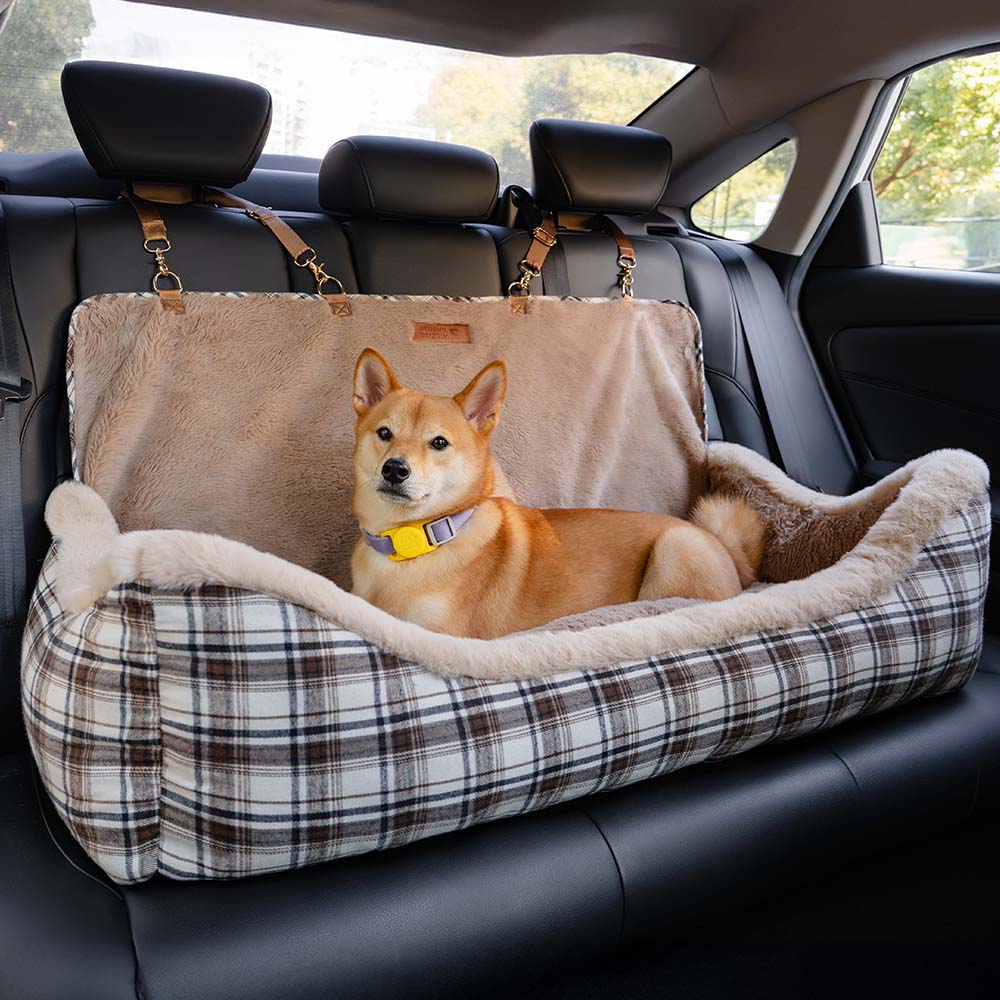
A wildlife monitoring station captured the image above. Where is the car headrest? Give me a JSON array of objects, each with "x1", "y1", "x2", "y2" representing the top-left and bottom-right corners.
[
  {"x1": 61, "y1": 61, "x2": 272, "y2": 187},
  {"x1": 319, "y1": 136, "x2": 499, "y2": 222},
  {"x1": 529, "y1": 119, "x2": 672, "y2": 215}
]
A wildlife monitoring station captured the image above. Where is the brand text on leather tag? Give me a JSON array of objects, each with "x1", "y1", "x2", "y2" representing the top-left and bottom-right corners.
[{"x1": 411, "y1": 322, "x2": 471, "y2": 344}]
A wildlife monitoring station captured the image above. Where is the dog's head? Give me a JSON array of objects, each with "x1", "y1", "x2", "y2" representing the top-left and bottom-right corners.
[{"x1": 352, "y1": 348, "x2": 506, "y2": 529}]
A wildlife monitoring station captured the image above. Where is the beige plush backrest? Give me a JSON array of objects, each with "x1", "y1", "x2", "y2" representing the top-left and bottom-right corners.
[{"x1": 69, "y1": 292, "x2": 706, "y2": 586}]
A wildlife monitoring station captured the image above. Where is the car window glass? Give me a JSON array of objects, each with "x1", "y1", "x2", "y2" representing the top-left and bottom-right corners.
[
  {"x1": 873, "y1": 51, "x2": 1000, "y2": 271},
  {"x1": 690, "y1": 142, "x2": 796, "y2": 241},
  {"x1": 0, "y1": 0, "x2": 691, "y2": 187}
]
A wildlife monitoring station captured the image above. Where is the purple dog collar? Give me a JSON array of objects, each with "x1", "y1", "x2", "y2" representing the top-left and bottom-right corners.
[{"x1": 362, "y1": 507, "x2": 478, "y2": 558}]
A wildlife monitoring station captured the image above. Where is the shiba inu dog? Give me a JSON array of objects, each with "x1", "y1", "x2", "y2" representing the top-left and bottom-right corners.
[{"x1": 351, "y1": 348, "x2": 764, "y2": 638}]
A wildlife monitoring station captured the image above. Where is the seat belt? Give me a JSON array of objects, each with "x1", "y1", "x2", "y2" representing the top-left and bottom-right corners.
[
  {"x1": 702, "y1": 239, "x2": 814, "y2": 486},
  {"x1": 0, "y1": 206, "x2": 30, "y2": 684}
]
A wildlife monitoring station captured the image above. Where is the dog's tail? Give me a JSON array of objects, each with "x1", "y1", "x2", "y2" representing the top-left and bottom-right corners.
[{"x1": 691, "y1": 494, "x2": 765, "y2": 590}]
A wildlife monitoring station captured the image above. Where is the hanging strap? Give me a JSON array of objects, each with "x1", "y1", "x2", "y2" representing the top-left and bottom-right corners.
[
  {"x1": 0, "y1": 205, "x2": 30, "y2": 716},
  {"x1": 202, "y1": 189, "x2": 313, "y2": 265},
  {"x1": 593, "y1": 215, "x2": 637, "y2": 297},
  {"x1": 121, "y1": 187, "x2": 185, "y2": 314},
  {"x1": 507, "y1": 187, "x2": 637, "y2": 310},
  {"x1": 703, "y1": 239, "x2": 814, "y2": 485},
  {"x1": 123, "y1": 184, "x2": 351, "y2": 316}
]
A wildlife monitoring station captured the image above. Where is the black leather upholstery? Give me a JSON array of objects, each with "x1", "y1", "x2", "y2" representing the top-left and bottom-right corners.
[
  {"x1": 0, "y1": 149, "x2": 323, "y2": 213},
  {"x1": 320, "y1": 136, "x2": 499, "y2": 221},
  {"x1": 0, "y1": 149, "x2": 121, "y2": 200},
  {"x1": 585, "y1": 671, "x2": 1000, "y2": 944},
  {"x1": 0, "y1": 754, "x2": 137, "y2": 1000},
  {"x1": 62, "y1": 61, "x2": 271, "y2": 186},
  {"x1": 529, "y1": 119, "x2": 672, "y2": 214},
  {"x1": 346, "y1": 219, "x2": 502, "y2": 295},
  {"x1": 72, "y1": 201, "x2": 357, "y2": 300},
  {"x1": 122, "y1": 804, "x2": 623, "y2": 1000}
]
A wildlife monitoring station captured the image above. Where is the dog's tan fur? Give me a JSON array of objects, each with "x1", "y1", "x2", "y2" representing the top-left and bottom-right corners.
[{"x1": 351, "y1": 350, "x2": 764, "y2": 638}]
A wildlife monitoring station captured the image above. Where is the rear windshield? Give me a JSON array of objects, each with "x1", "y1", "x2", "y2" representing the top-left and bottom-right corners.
[{"x1": 0, "y1": 0, "x2": 689, "y2": 186}]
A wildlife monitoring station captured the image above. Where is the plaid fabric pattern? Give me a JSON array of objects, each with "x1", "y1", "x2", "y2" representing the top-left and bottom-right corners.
[
  {"x1": 21, "y1": 567, "x2": 160, "y2": 883},
  {"x1": 22, "y1": 497, "x2": 989, "y2": 884}
]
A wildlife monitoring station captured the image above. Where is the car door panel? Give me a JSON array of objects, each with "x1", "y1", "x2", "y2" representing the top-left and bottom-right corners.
[
  {"x1": 803, "y1": 242, "x2": 999, "y2": 629},
  {"x1": 829, "y1": 323, "x2": 1000, "y2": 469}
]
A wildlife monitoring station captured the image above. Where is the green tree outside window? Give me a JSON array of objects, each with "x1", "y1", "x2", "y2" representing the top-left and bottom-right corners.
[
  {"x1": 690, "y1": 143, "x2": 796, "y2": 241},
  {"x1": 874, "y1": 52, "x2": 1000, "y2": 271},
  {"x1": 0, "y1": 0, "x2": 94, "y2": 152}
]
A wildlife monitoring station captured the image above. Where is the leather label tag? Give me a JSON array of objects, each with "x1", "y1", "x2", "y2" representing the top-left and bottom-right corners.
[{"x1": 411, "y1": 322, "x2": 471, "y2": 344}]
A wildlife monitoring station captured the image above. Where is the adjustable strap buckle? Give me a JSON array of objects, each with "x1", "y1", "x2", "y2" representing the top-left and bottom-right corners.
[
  {"x1": 0, "y1": 376, "x2": 31, "y2": 420},
  {"x1": 425, "y1": 514, "x2": 457, "y2": 546},
  {"x1": 531, "y1": 224, "x2": 558, "y2": 248}
]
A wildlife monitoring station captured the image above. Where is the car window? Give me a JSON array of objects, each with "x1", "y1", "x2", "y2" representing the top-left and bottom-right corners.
[
  {"x1": 0, "y1": 0, "x2": 691, "y2": 187},
  {"x1": 689, "y1": 142, "x2": 796, "y2": 241},
  {"x1": 873, "y1": 51, "x2": 1000, "y2": 272}
]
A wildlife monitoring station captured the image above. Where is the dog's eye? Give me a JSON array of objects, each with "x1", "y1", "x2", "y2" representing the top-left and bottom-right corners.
[
  {"x1": 376, "y1": 427, "x2": 393, "y2": 442},
  {"x1": 429, "y1": 436, "x2": 449, "y2": 451}
]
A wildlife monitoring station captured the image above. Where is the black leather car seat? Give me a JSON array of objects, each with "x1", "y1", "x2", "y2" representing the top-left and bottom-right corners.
[
  {"x1": 320, "y1": 134, "x2": 504, "y2": 295},
  {"x1": 1, "y1": 62, "x2": 999, "y2": 1000}
]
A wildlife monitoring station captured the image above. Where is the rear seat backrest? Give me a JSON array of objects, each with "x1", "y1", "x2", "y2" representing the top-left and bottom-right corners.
[{"x1": 319, "y1": 136, "x2": 504, "y2": 295}]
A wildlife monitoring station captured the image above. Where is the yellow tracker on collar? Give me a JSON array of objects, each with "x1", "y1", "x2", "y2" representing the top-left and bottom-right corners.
[
  {"x1": 383, "y1": 523, "x2": 437, "y2": 561},
  {"x1": 364, "y1": 508, "x2": 478, "y2": 562}
]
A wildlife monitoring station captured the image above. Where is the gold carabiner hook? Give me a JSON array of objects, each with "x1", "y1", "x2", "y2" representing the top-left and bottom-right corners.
[{"x1": 618, "y1": 254, "x2": 636, "y2": 298}]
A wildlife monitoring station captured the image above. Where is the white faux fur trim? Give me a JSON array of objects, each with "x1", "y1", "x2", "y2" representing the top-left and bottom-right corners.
[{"x1": 45, "y1": 444, "x2": 988, "y2": 681}]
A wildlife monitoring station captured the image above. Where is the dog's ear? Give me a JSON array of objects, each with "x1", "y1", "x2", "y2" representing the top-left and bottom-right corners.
[
  {"x1": 353, "y1": 348, "x2": 400, "y2": 416},
  {"x1": 454, "y1": 360, "x2": 507, "y2": 436}
]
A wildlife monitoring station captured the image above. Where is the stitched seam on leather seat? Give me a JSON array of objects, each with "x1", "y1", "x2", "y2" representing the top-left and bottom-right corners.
[
  {"x1": 825, "y1": 747, "x2": 864, "y2": 802},
  {"x1": 344, "y1": 138, "x2": 378, "y2": 216},
  {"x1": 532, "y1": 124, "x2": 574, "y2": 209},
  {"x1": 234, "y1": 92, "x2": 273, "y2": 185},
  {"x1": 577, "y1": 806, "x2": 627, "y2": 947},
  {"x1": 704, "y1": 368, "x2": 765, "y2": 420},
  {"x1": 62, "y1": 86, "x2": 114, "y2": 176}
]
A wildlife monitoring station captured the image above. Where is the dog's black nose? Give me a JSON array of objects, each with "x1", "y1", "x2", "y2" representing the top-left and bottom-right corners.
[{"x1": 381, "y1": 458, "x2": 410, "y2": 484}]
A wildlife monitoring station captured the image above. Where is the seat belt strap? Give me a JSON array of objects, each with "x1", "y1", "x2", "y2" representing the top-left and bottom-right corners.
[
  {"x1": 541, "y1": 229, "x2": 570, "y2": 297},
  {"x1": 703, "y1": 239, "x2": 814, "y2": 485},
  {"x1": 0, "y1": 205, "x2": 29, "y2": 682}
]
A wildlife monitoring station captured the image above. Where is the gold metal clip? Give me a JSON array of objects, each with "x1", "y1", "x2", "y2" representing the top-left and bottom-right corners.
[
  {"x1": 144, "y1": 235, "x2": 184, "y2": 311},
  {"x1": 618, "y1": 254, "x2": 636, "y2": 298}
]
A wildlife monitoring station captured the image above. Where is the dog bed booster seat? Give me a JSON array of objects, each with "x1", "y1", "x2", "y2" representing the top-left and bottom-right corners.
[{"x1": 23, "y1": 83, "x2": 991, "y2": 883}]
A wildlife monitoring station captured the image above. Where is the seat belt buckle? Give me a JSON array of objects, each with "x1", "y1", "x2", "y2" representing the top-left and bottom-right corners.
[{"x1": 0, "y1": 377, "x2": 31, "y2": 420}]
